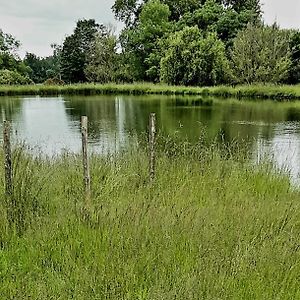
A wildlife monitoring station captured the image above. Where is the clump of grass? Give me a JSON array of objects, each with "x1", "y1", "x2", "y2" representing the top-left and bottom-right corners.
[
  {"x1": 1, "y1": 83, "x2": 300, "y2": 100},
  {"x1": 0, "y1": 146, "x2": 50, "y2": 238},
  {"x1": 0, "y1": 137, "x2": 300, "y2": 299}
]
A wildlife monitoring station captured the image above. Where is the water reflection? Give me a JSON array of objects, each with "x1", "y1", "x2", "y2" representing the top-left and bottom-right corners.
[{"x1": 0, "y1": 95, "x2": 300, "y2": 181}]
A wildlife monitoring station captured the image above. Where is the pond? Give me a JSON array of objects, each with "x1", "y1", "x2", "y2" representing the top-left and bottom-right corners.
[{"x1": 1, "y1": 94, "x2": 300, "y2": 181}]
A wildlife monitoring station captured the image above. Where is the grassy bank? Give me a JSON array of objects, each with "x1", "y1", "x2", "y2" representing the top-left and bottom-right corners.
[
  {"x1": 0, "y1": 139, "x2": 300, "y2": 299},
  {"x1": 1, "y1": 83, "x2": 300, "y2": 100}
]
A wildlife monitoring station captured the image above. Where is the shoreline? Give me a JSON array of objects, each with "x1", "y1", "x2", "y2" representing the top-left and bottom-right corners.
[{"x1": 0, "y1": 83, "x2": 300, "y2": 100}]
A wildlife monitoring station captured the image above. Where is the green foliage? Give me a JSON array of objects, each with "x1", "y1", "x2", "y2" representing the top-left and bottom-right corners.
[
  {"x1": 0, "y1": 29, "x2": 20, "y2": 56},
  {"x1": 158, "y1": 0, "x2": 203, "y2": 21},
  {"x1": 83, "y1": 25, "x2": 133, "y2": 84},
  {"x1": 178, "y1": 0, "x2": 260, "y2": 47},
  {"x1": 230, "y1": 24, "x2": 291, "y2": 84},
  {"x1": 0, "y1": 69, "x2": 32, "y2": 85},
  {"x1": 113, "y1": 0, "x2": 262, "y2": 25},
  {"x1": 84, "y1": 30, "x2": 118, "y2": 83},
  {"x1": 139, "y1": 0, "x2": 171, "y2": 39},
  {"x1": 24, "y1": 53, "x2": 60, "y2": 83},
  {"x1": 119, "y1": 0, "x2": 172, "y2": 82},
  {"x1": 61, "y1": 19, "x2": 101, "y2": 83},
  {"x1": 160, "y1": 26, "x2": 229, "y2": 86},
  {"x1": 0, "y1": 52, "x2": 19, "y2": 71},
  {"x1": 113, "y1": 0, "x2": 264, "y2": 85},
  {"x1": 178, "y1": 0, "x2": 223, "y2": 32},
  {"x1": 1, "y1": 0, "x2": 299, "y2": 87},
  {"x1": 112, "y1": 0, "x2": 140, "y2": 26},
  {"x1": 223, "y1": 0, "x2": 261, "y2": 16},
  {"x1": 287, "y1": 30, "x2": 300, "y2": 84},
  {"x1": 112, "y1": 0, "x2": 202, "y2": 26},
  {"x1": 118, "y1": 29, "x2": 146, "y2": 81},
  {"x1": 50, "y1": 43, "x2": 62, "y2": 79},
  {"x1": 0, "y1": 29, "x2": 32, "y2": 85},
  {"x1": 139, "y1": 0, "x2": 172, "y2": 81},
  {"x1": 112, "y1": 0, "x2": 261, "y2": 27}
]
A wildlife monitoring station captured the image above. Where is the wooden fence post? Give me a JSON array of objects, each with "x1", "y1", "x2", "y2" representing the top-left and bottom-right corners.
[
  {"x1": 3, "y1": 121, "x2": 13, "y2": 197},
  {"x1": 81, "y1": 116, "x2": 91, "y2": 205},
  {"x1": 149, "y1": 113, "x2": 156, "y2": 182}
]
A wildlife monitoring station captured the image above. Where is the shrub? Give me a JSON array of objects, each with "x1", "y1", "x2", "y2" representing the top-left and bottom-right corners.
[{"x1": 0, "y1": 69, "x2": 33, "y2": 85}]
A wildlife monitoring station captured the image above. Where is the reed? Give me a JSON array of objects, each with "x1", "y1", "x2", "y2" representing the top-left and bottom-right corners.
[{"x1": 1, "y1": 83, "x2": 300, "y2": 100}]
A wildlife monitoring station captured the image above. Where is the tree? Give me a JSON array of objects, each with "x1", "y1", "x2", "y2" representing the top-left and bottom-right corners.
[
  {"x1": 0, "y1": 29, "x2": 20, "y2": 56},
  {"x1": 138, "y1": 0, "x2": 172, "y2": 81},
  {"x1": 160, "y1": 26, "x2": 229, "y2": 86},
  {"x1": 119, "y1": 0, "x2": 172, "y2": 81},
  {"x1": 177, "y1": 0, "x2": 260, "y2": 47},
  {"x1": 113, "y1": 0, "x2": 263, "y2": 84},
  {"x1": 0, "y1": 29, "x2": 31, "y2": 84},
  {"x1": 112, "y1": 0, "x2": 203, "y2": 26},
  {"x1": 157, "y1": 0, "x2": 203, "y2": 21},
  {"x1": 24, "y1": 53, "x2": 46, "y2": 83},
  {"x1": 0, "y1": 52, "x2": 19, "y2": 71},
  {"x1": 222, "y1": 0, "x2": 261, "y2": 17},
  {"x1": 0, "y1": 29, "x2": 20, "y2": 71},
  {"x1": 24, "y1": 52, "x2": 61, "y2": 83},
  {"x1": 287, "y1": 30, "x2": 300, "y2": 84},
  {"x1": 50, "y1": 44, "x2": 62, "y2": 80},
  {"x1": 112, "y1": 0, "x2": 261, "y2": 25},
  {"x1": 112, "y1": 0, "x2": 140, "y2": 26},
  {"x1": 60, "y1": 19, "x2": 101, "y2": 83},
  {"x1": 84, "y1": 29, "x2": 118, "y2": 83},
  {"x1": 230, "y1": 24, "x2": 291, "y2": 84}
]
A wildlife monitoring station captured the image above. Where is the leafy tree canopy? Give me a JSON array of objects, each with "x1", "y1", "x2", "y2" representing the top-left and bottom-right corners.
[
  {"x1": 287, "y1": 30, "x2": 300, "y2": 84},
  {"x1": 84, "y1": 28, "x2": 119, "y2": 83},
  {"x1": 119, "y1": 0, "x2": 172, "y2": 81},
  {"x1": 112, "y1": 0, "x2": 261, "y2": 26},
  {"x1": 60, "y1": 19, "x2": 103, "y2": 83},
  {"x1": 0, "y1": 29, "x2": 20, "y2": 56},
  {"x1": 177, "y1": 0, "x2": 260, "y2": 46},
  {"x1": 230, "y1": 24, "x2": 291, "y2": 84},
  {"x1": 0, "y1": 29, "x2": 32, "y2": 83},
  {"x1": 160, "y1": 26, "x2": 230, "y2": 86},
  {"x1": 114, "y1": 0, "x2": 263, "y2": 85}
]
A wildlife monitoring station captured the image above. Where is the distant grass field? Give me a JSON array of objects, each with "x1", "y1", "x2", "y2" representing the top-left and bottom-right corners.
[
  {"x1": 1, "y1": 83, "x2": 300, "y2": 100},
  {"x1": 0, "y1": 138, "x2": 300, "y2": 299}
]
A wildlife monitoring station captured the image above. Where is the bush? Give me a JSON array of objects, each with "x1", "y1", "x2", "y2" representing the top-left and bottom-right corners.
[
  {"x1": 230, "y1": 24, "x2": 291, "y2": 84},
  {"x1": 0, "y1": 69, "x2": 33, "y2": 85},
  {"x1": 160, "y1": 26, "x2": 230, "y2": 86}
]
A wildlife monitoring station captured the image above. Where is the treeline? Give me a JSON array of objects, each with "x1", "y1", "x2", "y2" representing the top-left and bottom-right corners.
[{"x1": 1, "y1": 0, "x2": 300, "y2": 86}]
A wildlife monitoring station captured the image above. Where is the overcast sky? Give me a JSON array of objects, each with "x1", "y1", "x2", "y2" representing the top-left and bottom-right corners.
[{"x1": 0, "y1": 0, "x2": 299, "y2": 57}]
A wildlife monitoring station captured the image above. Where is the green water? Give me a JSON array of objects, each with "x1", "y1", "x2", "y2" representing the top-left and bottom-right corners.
[{"x1": 1, "y1": 94, "x2": 300, "y2": 179}]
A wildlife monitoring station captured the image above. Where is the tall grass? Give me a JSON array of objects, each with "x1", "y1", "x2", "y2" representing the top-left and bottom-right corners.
[
  {"x1": 1, "y1": 83, "x2": 300, "y2": 100},
  {"x1": 0, "y1": 137, "x2": 300, "y2": 299}
]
